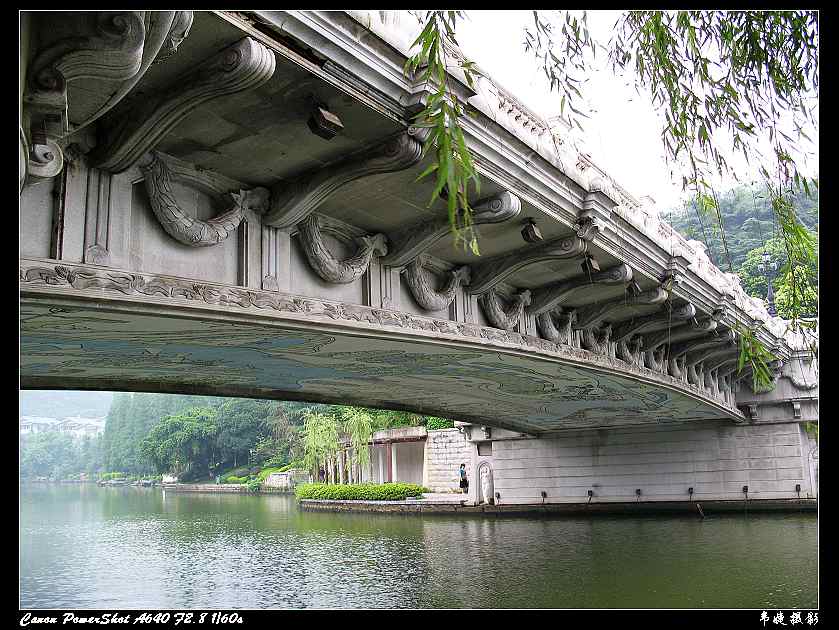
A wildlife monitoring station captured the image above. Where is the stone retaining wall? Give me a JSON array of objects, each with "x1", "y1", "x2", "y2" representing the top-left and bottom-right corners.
[
  {"x1": 423, "y1": 428, "x2": 474, "y2": 493},
  {"x1": 299, "y1": 498, "x2": 816, "y2": 515}
]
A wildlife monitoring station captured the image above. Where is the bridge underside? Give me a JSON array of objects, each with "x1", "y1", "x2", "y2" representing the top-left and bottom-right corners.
[{"x1": 21, "y1": 288, "x2": 741, "y2": 436}]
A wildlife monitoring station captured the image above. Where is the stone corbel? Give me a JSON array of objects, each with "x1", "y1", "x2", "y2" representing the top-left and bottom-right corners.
[
  {"x1": 24, "y1": 12, "x2": 148, "y2": 139},
  {"x1": 139, "y1": 152, "x2": 269, "y2": 247},
  {"x1": 298, "y1": 214, "x2": 388, "y2": 284},
  {"x1": 612, "y1": 302, "x2": 696, "y2": 343},
  {"x1": 687, "y1": 361, "x2": 704, "y2": 387},
  {"x1": 528, "y1": 264, "x2": 632, "y2": 317},
  {"x1": 643, "y1": 309, "x2": 724, "y2": 352},
  {"x1": 467, "y1": 236, "x2": 588, "y2": 295},
  {"x1": 581, "y1": 323, "x2": 613, "y2": 357},
  {"x1": 644, "y1": 346, "x2": 667, "y2": 373},
  {"x1": 704, "y1": 368, "x2": 719, "y2": 396},
  {"x1": 616, "y1": 334, "x2": 644, "y2": 368},
  {"x1": 535, "y1": 308, "x2": 578, "y2": 347},
  {"x1": 92, "y1": 36, "x2": 276, "y2": 172},
  {"x1": 263, "y1": 131, "x2": 424, "y2": 229},
  {"x1": 403, "y1": 255, "x2": 471, "y2": 312},
  {"x1": 382, "y1": 191, "x2": 521, "y2": 268},
  {"x1": 478, "y1": 289, "x2": 531, "y2": 331},
  {"x1": 573, "y1": 287, "x2": 669, "y2": 331},
  {"x1": 668, "y1": 355, "x2": 688, "y2": 382}
]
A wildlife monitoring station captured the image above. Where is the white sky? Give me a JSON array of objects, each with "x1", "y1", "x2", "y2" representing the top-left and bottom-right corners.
[{"x1": 451, "y1": 10, "x2": 819, "y2": 211}]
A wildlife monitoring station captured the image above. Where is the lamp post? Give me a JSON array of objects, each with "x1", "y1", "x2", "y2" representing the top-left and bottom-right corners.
[{"x1": 758, "y1": 250, "x2": 778, "y2": 316}]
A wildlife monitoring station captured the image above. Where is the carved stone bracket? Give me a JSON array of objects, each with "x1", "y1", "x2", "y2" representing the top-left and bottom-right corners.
[
  {"x1": 25, "y1": 12, "x2": 147, "y2": 139},
  {"x1": 669, "y1": 330, "x2": 736, "y2": 361},
  {"x1": 478, "y1": 289, "x2": 531, "y2": 331},
  {"x1": 644, "y1": 346, "x2": 667, "y2": 373},
  {"x1": 139, "y1": 152, "x2": 269, "y2": 247},
  {"x1": 298, "y1": 214, "x2": 388, "y2": 284},
  {"x1": 528, "y1": 264, "x2": 632, "y2": 317},
  {"x1": 643, "y1": 310, "x2": 724, "y2": 352},
  {"x1": 612, "y1": 302, "x2": 696, "y2": 343},
  {"x1": 668, "y1": 355, "x2": 688, "y2": 382},
  {"x1": 687, "y1": 361, "x2": 704, "y2": 387},
  {"x1": 573, "y1": 287, "x2": 669, "y2": 331},
  {"x1": 404, "y1": 255, "x2": 470, "y2": 312},
  {"x1": 684, "y1": 338, "x2": 739, "y2": 369},
  {"x1": 469, "y1": 236, "x2": 587, "y2": 295},
  {"x1": 263, "y1": 132, "x2": 423, "y2": 229},
  {"x1": 616, "y1": 335, "x2": 644, "y2": 368},
  {"x1": 581, "y1": 324, "x2": 613, "y2": 357},
  {"x1": 93, "y1": 36, "x2": 276, "y2": 172},
  {"x1": 535, "y1": 308, "x2": 578, "y2": 347},
  {"x1": 382, "y1": 191, "x2": 521, "y2": 268}
]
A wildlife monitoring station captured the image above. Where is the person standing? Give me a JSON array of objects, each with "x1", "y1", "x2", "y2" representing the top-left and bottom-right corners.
[{"x1": 459, "y1": 463, "x2": 469, "y2": 494}]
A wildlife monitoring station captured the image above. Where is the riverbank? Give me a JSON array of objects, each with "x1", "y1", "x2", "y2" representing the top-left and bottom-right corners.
[
  {"x1": 161, "y1": 483, "x2": 291, "y2": 494},
  {"x1": 300, "y1": 497, "x2": 818, "y2": 516}
]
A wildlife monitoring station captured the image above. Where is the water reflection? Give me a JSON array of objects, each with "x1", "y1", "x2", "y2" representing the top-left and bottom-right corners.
[{"x1": 20, "y1": 485, "x2": 817, "y2": 609}]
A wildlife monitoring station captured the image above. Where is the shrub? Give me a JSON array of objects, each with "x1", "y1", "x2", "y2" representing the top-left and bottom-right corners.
[
  {"x1": 246, "y1": 479, "x2": 261, "y2": 493},
  {"x1": 295, "y1": 482, "x2": 429, "y2": 501},
  {"x1": 426, "y1": 418, "x2": 455, "y2": 430},
  {"x1": 225, "y1": 475, "x2": 247, "y2": 484}
]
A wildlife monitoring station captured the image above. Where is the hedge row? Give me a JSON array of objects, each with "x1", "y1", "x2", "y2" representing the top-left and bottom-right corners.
[{"x1": 295, "y1": 482, "x2": 429, "y2": 501}]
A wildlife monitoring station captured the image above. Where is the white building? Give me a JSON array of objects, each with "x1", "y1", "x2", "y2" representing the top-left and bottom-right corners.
[{"x1": 19, "y1": 416, "x2": 60, "y2": 435}]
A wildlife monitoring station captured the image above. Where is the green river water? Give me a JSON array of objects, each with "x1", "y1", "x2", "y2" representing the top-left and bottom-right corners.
[{"x1": 20, "y1": 484, "x2": 818, "y2": 609}]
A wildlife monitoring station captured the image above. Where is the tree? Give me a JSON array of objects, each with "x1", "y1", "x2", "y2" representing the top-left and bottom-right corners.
[
  {"x1": 214, "y1": 399, "x2": 273, "y2": 469},
  {"x1": 407, "y1": 10, "x2": 818, "y2": 388},
  {"x1": 139, "y1": 407, "x2": 218, "y2": 480}
]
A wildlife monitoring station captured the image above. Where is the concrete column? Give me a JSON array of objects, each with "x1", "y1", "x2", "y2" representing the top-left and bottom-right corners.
[{"x1": 385, "y1": 443, "x2": 393, "y2": 482}]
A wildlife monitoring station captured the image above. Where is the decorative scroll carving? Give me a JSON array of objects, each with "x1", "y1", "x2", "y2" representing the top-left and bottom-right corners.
[
  {"x1": 154, "y1": 11, "x2": 193, "y2": 63},
  {"x1": 20, "y1": 259, "x2": 743, "y2": 414},
  {"x1": 704, "y1": 368, "x2": 719, "y2": 396},
  {"x1": 787, "y1": 374, "x2": 818, "y2": 391},
  {"x1": 612, "y1": 302, "x2": 696, "y2": 343},
  {"x1": 535, "y1": 309, "x2": 578, "y2": 346},
  {"x1": 616, "y1": 335, "x2": 644, "y2": 368},
  {"x1": 644, "y1": 310, "x2": 724, "y2": 351},
  {"x1": 687, "y1": 362, "x2": 704, "y2": 387},
  {"x1": 479, "y1": 289, "x2": 531, "y2": 331},
  {"x1": 684, "y1": 337, "x2": 738, "y2": 368},
  {"x1": 668, "y1": 355, "x2": 688, "y2": 382},
  {"x1": 26, "y1": 137, "x2": 64, "y2": 183},
  {"x1": 528, "y1": 264, "x2": 632, "y2": 317},
  {"x1": 25, "y1": 12, "x2": 147, "y2": 137},
  {"x1": 139, "y1": 153, "x2": 269, "y2": 247},
  {"x1": 382, "y1": 191, "x2": 521, "y2": 267},
  {"x1": 669, "y1": 330, "x2": 736, "y2": 360},
  {"x1": 644, "y1": 346, "x2": 667, "y2": 373},
  {"x1": 573, "y1": 287, "x2": 669, "y2": 330},
  {"x1": 404, "y1": 256, "x2": 470, "y2": 312},
  {"x1": 581, "y1": 324, "x2": 613, "y2": 357},
  {"x1": 469, "y1": 236, "x2": 587, "y2": 295},
  {"x1": 93, "y1": 36, "x2": 276, "y2": 172},
  {"x1": 263, "y1": 132, "x2": 423, "y2": 229},
  {"x1": 298, "y1": 214, "x2": 388, "y2": 284},
  {"x1": 73, "y1": 12, "x2": 195, "y2": 138}
]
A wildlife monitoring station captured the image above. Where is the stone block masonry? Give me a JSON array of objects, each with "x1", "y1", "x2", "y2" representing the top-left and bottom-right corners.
[
  {"x1": 424, "y1": 428, "x2": 474, "y2": 492},
  {"x1": 488, "y1": 421, "x2": 814, "y2": 504}
]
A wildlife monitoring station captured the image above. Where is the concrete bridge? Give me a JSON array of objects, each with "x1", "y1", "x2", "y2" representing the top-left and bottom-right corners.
[{"x1": 20, "y1": 11, "x2": 818, "y2": 505}]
